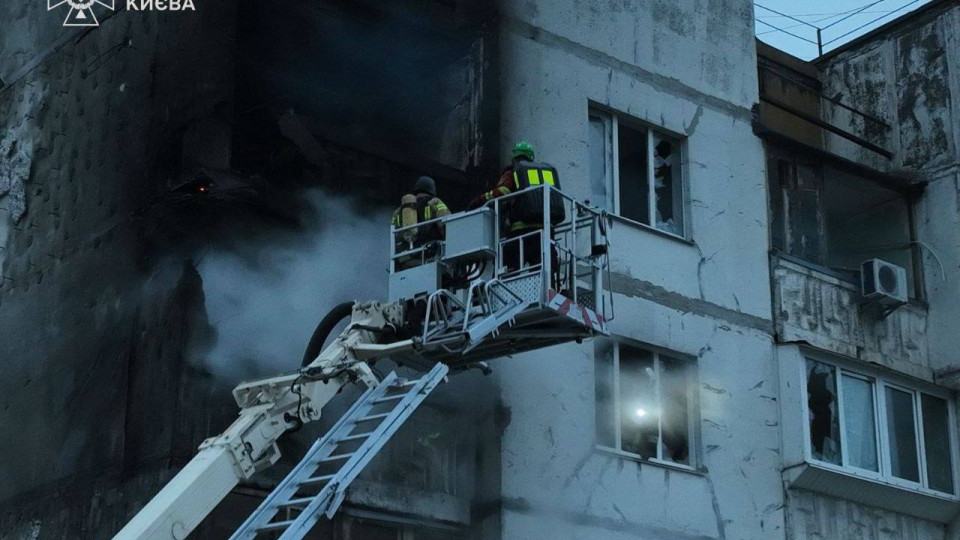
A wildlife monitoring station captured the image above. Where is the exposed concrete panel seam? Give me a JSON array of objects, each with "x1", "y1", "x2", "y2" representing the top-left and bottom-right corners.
[
  {"x1": 499, "y1": 497, "x2": 718, "y2": 540},
  {"x1": 505, "y1": 18, "x2": 754, "y2": 124},
  {"x1": 609, "y1": 271, "x2": 774, "y2": 334}
]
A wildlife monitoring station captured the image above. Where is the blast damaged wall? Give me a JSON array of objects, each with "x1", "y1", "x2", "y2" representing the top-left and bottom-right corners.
[
  {"x1": 764, "y1": 3, "x2": 960, "y2": 538},
  {"x1": 817, "y1": 3, "x2": 960, "y2": 399},
  {"x1": 819, "y1": 4, "x2": 958, "y2": 171},
  {"x1": 0, "y1": 1, "x2": 501, "y2": 538}
]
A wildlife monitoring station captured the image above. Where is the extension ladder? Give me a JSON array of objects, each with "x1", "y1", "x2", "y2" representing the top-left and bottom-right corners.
[{"x1": 228, "y1": 363, "x2": 449, "y2": 540}]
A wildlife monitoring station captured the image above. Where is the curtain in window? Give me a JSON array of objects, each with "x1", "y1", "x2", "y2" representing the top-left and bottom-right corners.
[{"x1": 841, "y1": 375, "x2": 878, "y2": 471}]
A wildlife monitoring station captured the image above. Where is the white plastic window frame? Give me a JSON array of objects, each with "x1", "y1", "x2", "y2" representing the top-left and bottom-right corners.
[
  {"x1": 802, "y1": 353, "x2": 960, "y2": 498},
  {"x1": 595, "y1": 340, "x2": 699, "y2": 471},
  {"x1": 588, "y1": 106, "x2": 688, "y2": 240}
]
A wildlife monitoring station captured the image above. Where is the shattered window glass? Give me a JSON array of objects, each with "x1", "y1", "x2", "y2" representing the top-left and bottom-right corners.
[
  {"x1": 659, "y1": 356, "x2": 691, "y2": 465},
  {"x1": 617, "y1": 122, "x2": 650, "y2": 225},
  {"x1": 841, "y1": 374, "x2": 878, "y2": 472},
  {"x1": 653, "y1": 133, "x2": 683, "y2": 236},
  {"x1": 807, "y1": 360, "x2": 841, "y2": 464},
  {"x1": 885, "y1": 386, "x2": 920, "y2": 482},
  {"x1": 922, "y1": 394, "x2": 954, "y2": 494},
  {"x1": 804, "y1": 359, "x2": 958, "y2": 492},
  {"x1": 589, "y1": 106, "x2": 686, "y2": 237}
]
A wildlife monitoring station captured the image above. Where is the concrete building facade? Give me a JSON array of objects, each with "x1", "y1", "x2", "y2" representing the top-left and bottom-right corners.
[
  {"x1": 757, "y1": 1, "x2": 960, "y2": 537},
  {"x1": 1, "y1": 0, "x2": 959, "y2": 539}
]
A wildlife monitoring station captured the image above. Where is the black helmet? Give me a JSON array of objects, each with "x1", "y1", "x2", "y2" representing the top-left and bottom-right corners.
[{"x1": 413, "y1": 175, "x2": 436, "y2": 196}]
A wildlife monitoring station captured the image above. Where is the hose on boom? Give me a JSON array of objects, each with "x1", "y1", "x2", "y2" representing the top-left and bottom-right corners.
[{"x1": 301, "y1": 301, "x2": 355, "y2": 368}]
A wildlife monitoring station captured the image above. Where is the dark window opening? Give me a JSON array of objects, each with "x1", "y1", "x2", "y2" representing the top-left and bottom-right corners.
[
  {"x1": 807, "y1": 360, "x2": 841, "y2": 465},
  {"x1": 768, "y1": 149, "x2": 918, "y2": 297}
]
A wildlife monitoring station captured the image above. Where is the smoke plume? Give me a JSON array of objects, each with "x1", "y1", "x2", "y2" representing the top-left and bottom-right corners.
[{"x1": 197, "y1": 189, "x2": 390, "y2": 382}]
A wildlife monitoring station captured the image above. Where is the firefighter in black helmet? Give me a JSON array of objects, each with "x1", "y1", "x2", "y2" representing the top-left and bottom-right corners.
[{"x1": 392, "y1": 176, "x2": 451, "y2": 268}]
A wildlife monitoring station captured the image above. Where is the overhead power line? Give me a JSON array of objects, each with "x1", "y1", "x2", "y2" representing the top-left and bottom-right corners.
[
  {"x1": 755, "y1": 3, "x2": 821, "y2": 29},
  {"x1": 821, "y1": 0, "x2": 889, "y2": 30},
  {"x1": 823, "y1": 0, "x2": 926, "y2": 45},
  {"x1": 755, "y1": 19, "x2": 820, "y2": 45},
  {"x1": 754, "y1": 0, "x2": 935, "y2": 57}
]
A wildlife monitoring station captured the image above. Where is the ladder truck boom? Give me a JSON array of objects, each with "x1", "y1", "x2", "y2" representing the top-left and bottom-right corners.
[
  {"x1": 112, "y1": 184, "x2": 613, "y2": 540},
  {"x1": 112, "y1": 303, "x2": 406, "y2": 540}
]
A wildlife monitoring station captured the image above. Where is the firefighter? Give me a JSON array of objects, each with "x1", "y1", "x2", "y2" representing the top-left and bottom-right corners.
[
  {"x1": 392, "y1": 176, "x2": 450, "y2": 269},
  {"x1": 469, "y1": 142, "x2": 564, "y2": 273}
]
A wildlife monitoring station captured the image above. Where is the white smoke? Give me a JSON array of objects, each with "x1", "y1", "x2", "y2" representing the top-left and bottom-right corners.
[{"x1": 197, "y1": 189, "x2": 390, "y2": 382}]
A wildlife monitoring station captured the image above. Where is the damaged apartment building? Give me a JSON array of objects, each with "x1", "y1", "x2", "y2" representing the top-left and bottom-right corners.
[{"x1": 1, "y1": 0, "x2": 960, "y2": 539}]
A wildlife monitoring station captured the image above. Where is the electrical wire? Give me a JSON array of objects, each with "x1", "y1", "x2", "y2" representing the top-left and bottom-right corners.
[
  {"x1": 756, "y1": 10, "x2": 902, "y2": 36},
  {"x1": 755, "y1": 3, "x2": 822, "y2": 28},
  {"x1": 821, "y1": 0, "x2": 889, "y2": 30},
  {"x1": 823, "y1": 0, "x2": 926, "y2": 44},
  {"x1": 756, "y1": 19, "x2": 821, "y2": 45}
]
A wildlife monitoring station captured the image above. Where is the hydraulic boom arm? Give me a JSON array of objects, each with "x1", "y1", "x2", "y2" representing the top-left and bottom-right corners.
[{"x1": 112, "y1": 302, "x2": 409, "y2": 540}]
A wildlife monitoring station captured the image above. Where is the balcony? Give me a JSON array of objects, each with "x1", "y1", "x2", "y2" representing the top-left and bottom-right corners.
[{"x1": 771, "y1": 255, "x2": 929, "y2": 380}]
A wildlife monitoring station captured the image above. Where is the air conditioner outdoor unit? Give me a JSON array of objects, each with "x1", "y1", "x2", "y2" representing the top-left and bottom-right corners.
[{"x1": 861, "y1": 259, "x2": 908, "y2": 306}]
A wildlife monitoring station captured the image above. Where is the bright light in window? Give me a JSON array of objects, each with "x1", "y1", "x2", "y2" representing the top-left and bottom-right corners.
[{"x1": 635, "y1": 408, "x2": 647, "y2": 418}]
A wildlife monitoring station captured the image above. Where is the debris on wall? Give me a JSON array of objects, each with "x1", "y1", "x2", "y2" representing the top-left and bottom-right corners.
[{"x1": 0, "y1": 137, "x2": 31, "y2": 223}]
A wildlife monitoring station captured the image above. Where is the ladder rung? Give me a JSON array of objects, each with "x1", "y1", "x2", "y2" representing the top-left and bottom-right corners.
[
  {"x1": 357, "y1": 413, "x2": 391, "y2": 422},
  {"x1": 279, "y1": 496, "x2": 315, "y2": 508},
  {"x1": 372, "y1": 394, "x2": 406, "y2": 404},
  {"x1": 319, "y1": 453, "x2": 354, "y2": 462},
  {"x1": 299, "y1": 473, "x2": 335, "y2": 485},
  {"x1": 339, "y1": 432, "x2": 375, "y2": 442},
  {"x1": 257, "y1": 520, "x2": 295, "y2": 532}
]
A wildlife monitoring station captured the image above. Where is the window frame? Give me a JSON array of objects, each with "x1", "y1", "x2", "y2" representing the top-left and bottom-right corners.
[
  {"x1": 802, "y1": 352, "x2": 960, "y2": 497},
  {"x1": 588, "y1": 104, "x2": 689, "y2": 241},
  {"x1": 594, "y1": 339, "x2": 700, "y2": 472}
]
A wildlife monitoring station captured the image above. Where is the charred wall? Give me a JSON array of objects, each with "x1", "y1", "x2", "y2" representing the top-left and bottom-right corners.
[{"x1": 0, "y1": 1, "x2": 502, "y2": 538}]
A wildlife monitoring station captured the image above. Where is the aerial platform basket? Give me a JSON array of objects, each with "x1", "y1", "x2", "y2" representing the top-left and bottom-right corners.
[{"x1": 388, "y1": 184, "x2": 613, "y2": 370}]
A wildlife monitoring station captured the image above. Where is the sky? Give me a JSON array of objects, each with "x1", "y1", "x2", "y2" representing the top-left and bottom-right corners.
[{"x1": 754, "y1": 0, "x2": 938, "y2": 60}]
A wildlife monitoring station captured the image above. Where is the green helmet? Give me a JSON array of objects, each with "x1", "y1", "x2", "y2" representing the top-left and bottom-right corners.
[{"x1": 511, "y1": 141, "x2": 535, "y2": 161}]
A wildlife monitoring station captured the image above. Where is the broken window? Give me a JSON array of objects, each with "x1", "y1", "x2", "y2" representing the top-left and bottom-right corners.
[
  {"x1": 806, "y1": 360, "x2": 841, "y2": 464},
  {"x1": 589, "y1": 107, "x2": 685, "y2": 237},
  {"x1": 768, "y1": 148, "x2": 919, "y2": 297},
  {"x1": 595, "y1": 340, "x2": 696, "y2": 466},
  {"x1": 805, "y1": 357, "x2": 957, "y2": 494}
]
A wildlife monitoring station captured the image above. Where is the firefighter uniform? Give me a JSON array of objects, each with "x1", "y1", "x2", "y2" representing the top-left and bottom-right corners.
[{"x1": 392, "y1": 176, "x2": 450, "y2": 269}]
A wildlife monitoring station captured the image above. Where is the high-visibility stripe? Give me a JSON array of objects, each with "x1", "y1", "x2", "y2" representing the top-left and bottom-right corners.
[
  {"x1": 510, "y1": 221, "x2": 541, "y2": 232},
  {"x1": 542, "y1": 169, "x2": 555, "y2": 186},
  {"x1": 527, "y1": 169, "x2": 541, "y2": 186},
  {"x1": 424, "y1": 207, "x2": 433, "y2": 219},
  {"x1": 513, "y1": 172, "x2": 520, "y2": 189},
  {"x1": 434, "y1": 202, "x2": 448, "y2": 212},
  {"x1": 496, "y1": 186, "x2": 511, "y2": 196}
]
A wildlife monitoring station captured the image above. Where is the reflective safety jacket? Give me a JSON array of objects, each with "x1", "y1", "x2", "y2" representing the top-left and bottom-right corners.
[
  {"x1": 473, "y1": 160, "x2": 565, "y2": 232},
  {"x1": 391, "y1": 193, "x2": 450, "y2": 244}
]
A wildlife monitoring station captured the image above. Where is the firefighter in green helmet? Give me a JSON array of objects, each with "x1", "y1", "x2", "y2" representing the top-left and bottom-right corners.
[{"x1": 469, "y1": 141, "x2": 564, "y2": 272}]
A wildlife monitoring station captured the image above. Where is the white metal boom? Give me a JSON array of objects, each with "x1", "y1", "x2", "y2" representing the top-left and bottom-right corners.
[{"x1": 112, "y1": 302, "x2": 407, "y2": 540}]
